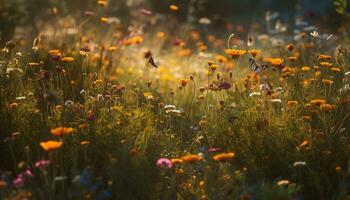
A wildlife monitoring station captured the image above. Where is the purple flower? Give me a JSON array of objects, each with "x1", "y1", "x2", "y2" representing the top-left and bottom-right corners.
[
  {"x1": 156, "y1": 158, "x2": 173, "y2": 169},
  {"x1": 218, "y1": 82, "x2": 231, "y2": 90}
]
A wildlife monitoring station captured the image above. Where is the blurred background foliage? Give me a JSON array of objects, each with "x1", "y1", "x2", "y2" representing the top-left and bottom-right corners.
[{"x1": 0, "y1": 0, "x2": 347, "y2": 45}]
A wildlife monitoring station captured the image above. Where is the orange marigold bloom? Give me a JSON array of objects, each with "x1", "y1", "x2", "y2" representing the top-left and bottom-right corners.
[
  {"x1": 320, "y1": 103, "x2": 334, "y2": 112},
  {"x1": 268, "y1": 58, "x2": 284, "y2": 66},
  {"x1": 49, "y1": 49, "x2": 61, "y2": 56},
  {"x1": 319, "y1": 54, "x2": 331, "y2": 60},
  {"x1": 301, "y1": 66, "x2": 310, "y2": 73},
  {"x1": 171, "y1": 158, "x2": 184, "y2": 164},
  {"x1": 181, "y1": 154, "x2": 202, "y2": 163},
  {"x1": 100, "y1": 17, "x2": 109, "y2": 23},
  {"x1": 61, "y1": 57, "x2": 74, "y2": 63},
  {"x1": 320, "y1": 62, "x2": 333, "y2": 67},
  {"x1": 289, "y1": 56, "x2": 297, "y2": 62},
  {"x1": 213, "y1": 152, "x2": 235, "y2": 162},
  {"x1": 322, "y1": 79, "x2": 333, "y2": 85},
  {"x1": 248, "y1": 49, "x2": 261, "y2": 57},
  {"x1": 225, "y1": 49, "x2": 246, "y2": 59},
  {"x1": 315, "y1": 71, "x2": 321, "y2": 77},
  {"x1": 169, "y1": 5, "x2": 179, "y2": 11},
  {"x1": 108, "y1": 46, "x2": 117, "y2": 52},
  {"x1": 287, "y1": 100, "x2": 298, "y2": 106},
  {"x1": 210, "y1": 64, "x2": 219, "y2": 72},
  {"x1": 310, "y1": 99, "x2": 326, "y2": 106},
  {"x1": 40, "y1": 140, "x2": 63, "y2": 151},
  {"x1": 50, "y1": 127, "x2": 74, "y2": 136},
  {"x1": 331, "y1": 67, "x2": 341, "y2": 73}
]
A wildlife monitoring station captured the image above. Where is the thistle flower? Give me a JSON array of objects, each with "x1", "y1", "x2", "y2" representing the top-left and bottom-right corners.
[{"x1": 156, "y1": 158, "x2": 173, "y2": 168}]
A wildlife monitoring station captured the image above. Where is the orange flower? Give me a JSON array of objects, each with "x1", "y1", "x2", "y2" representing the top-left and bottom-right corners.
[
  {"x1": 315, "y1": 71, "x2": 321, "y2": 77},
  {"x1": 180, "y1": 79, "x2": 190, "y2": 87},
  {"x1": 169, "y1": 5, "x2": 179, "y2": 11},
  {"x1": 298, "y1": 140, "x2": 309, "y2": 148},
  {"x1": 171, "y1": 158, "x2": 184, "y2": 164},
  {"x1": 156, "y1": 32, "x2": 165, "y2": 38},
  {"x1": 248, "y1": 49, "x2": 261, "y2": 57},
  {"x1": 310, "y1": 99, "x2": 326, "y2": 106},
  {"x1": 319, "y1": 54, "x2": 331, "y2": 60},
  {"x1": 81, "y1": 141, "x2": 90, "y2": 145},
  {"x1": 322, "y1": 79, "x2": 333, "y2": 85},
  {"x1": 225, "y1": 49, "x2": 246, "y2": 59},
  {"x1": 123, "y1": 36, "x2": 144, "y2": 45},
  {"x1": 320, "y1": 103, "x2": 334, "y2": 112},
  {"x1": 210, "y1": 64, "x2": 219, "y2": 72},
  {"x1": 181, "y1": 154, "x2": 202, "y2": 163},
  {"x1": 331, "y1": 67, "x2": 341, "y2": 73},
  {"x1": 215, "y1": 55, "x2": 228, "y2": 63},
  {"x1": 100, "y1": 17, "x2": 109, "y2": 23},
  {"x1": 61, "y1": 57, "x2": 74, "y2": 63},
  {"x1": 289, "y1": 56, "x2": 297, "y2": 62},
  {"x1": 286, "y1": 44, "x2": 294, "y2": 51},
  {"x1": 320, "y1": 62, "x2": 332, "y2": 67},
  {"x1": 49, "y1": 49, "x2": 61, "y2": 56},
  {"x1": 50, "y1": 127, "x2": 74, "y2": 136},
  {"x1": 40, "y1": 140, "x2": 63, "y2": 151},
  {"x1": 265, "y1": 57, "x2": 283, "y2": 66},
  {"x1": 213, "y1": 152, "x2": 235, "y2": 162},
  {"x1": 108, "y1": 46, "x2": 117, "y2": 52},
  {"x1": 97, "y1": 0, "x2": 107, "y2": 7},
  {"x1": 287, "y1": 100, "x2": 298, "y2": 106},
  {"x1": 301, "y1": 66, "x2": 310, "y2": 73}
]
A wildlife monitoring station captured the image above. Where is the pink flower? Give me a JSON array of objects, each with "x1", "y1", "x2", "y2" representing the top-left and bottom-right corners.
[
  {"x1": 35, "y1": 160, "x2": 50, "y2": 168},
  {"x1": 156, "y1": 158, "x2": 173, "y2": 169}
]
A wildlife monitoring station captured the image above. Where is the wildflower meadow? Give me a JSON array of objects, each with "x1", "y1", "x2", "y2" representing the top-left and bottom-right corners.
[{"x1": 0, "y1": 0, "x2": 350, "y2": 199}]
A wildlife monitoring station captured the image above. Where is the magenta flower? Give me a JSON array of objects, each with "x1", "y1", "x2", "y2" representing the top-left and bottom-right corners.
[
  {"x1": 208, "y1": 148, "x2": 221, "y2": 153},
  {"x1": 156, "y1": 158, "x2": 173, "y2": 169},
  {"x1": 35, "y1": 160, "x2": 50, "y2": 168}
]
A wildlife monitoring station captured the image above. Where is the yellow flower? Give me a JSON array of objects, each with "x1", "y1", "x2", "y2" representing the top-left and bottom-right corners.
[
  {"x1": 210, "y1": 64, "x2": 219, "y2": 72},
  {"x1": 331, "y1": 67, "x2": 341, "y2": 73},
  {"x1": 40, "y1": 140, "x2": 63, "y2": 151},
  {"x1": 287, "y1": 101, "x2": 298, "y2": 106},
  {"x1": 100, "y1": 17, "x2": 109, "y2": 23},
  {"x1": 225, "y1": 49, "x2": 246, "y2": 59},
  {"x1": 315, "y1": 71, "x2": 321, "y2": 77},
  {"x1": 319, "y1": 54, "x2": 331, "y2": 60},
  {"x1": 28, "y1": 62, "x2": 39, "y2": 68},
  {"x1": 310, "y1": 99, "x2": 326, "y2": 106},
  {"x1": 248, "y1": 49, "x2": 261, "y2": 57},
  {"x1": 215, "y1": 55, "x2": 228, "y2": 63},
  {"x1": 289, "y1": 56, "x2": 297, "y2": 62},
  {"x1": 108, "y1": 46, "x2": 117, "y2": 52},
  {"x1": 268, "y1": 58, "x2": 284, "y2": 66},
  {"x1": 320, "y1": 103, "x2": 334, "y2": 112},
  {"x1": 50, "y1": 127, "x2": 74, "y2": 136},
  {"x1": 98, "y1": 0, "x2": 107, "y2": 7},
  {"x1": 61, "y1": 57, "x2": 74, "y2": 63},
  {"x1": 156, "y1": 32, "x2": 165, "y2": 38},
  {"x1": 301, "y1": 66, "x2": 310, "y2": 73},
  {"x1": 213, "y1": 152, "x2": 235, "y2": 162},
  {"x1": 180, "y1": 154, "x2": 202, "y2": 163},
  {"x1": 320, "y1": 62, "x2": 333, "y2": 67},
  {"x1": 322, "y1": 79, "x2": 333, "y2": 85},
  {"x1": 169, "y1": 5, "x2": 179, "y2": 11},
  {"x1": 171, "y1": 158, "x2": 184, "y2": 164},
  {"x1": 49, "y1": 49, "x2": 61, "y2": 56}
]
